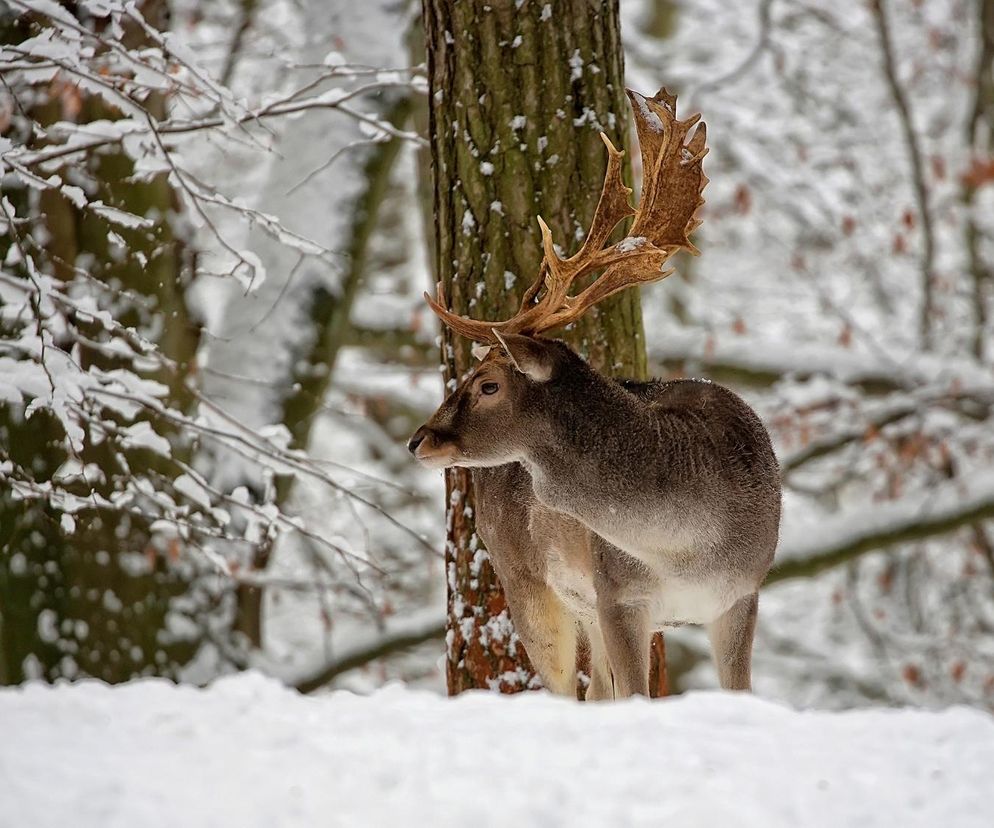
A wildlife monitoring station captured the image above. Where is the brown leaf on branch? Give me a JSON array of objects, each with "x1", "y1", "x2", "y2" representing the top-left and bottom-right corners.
[
  {"x1": 902, "y1": 663, "x2": 924, "y2": 688},
  {"x1": 734, "y1": 184, "x2": 751, "y2": 215},
  {"x1": 962, "y1": 157, "x2": 994, "y2": 190}
]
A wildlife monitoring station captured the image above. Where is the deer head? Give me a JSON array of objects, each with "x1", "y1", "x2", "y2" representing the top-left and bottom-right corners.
[
  {"x1": 409, "y1": 88, "x2": 708, "y2": 469},
  {"x1": 408, "y1": 333, "x2": 578, "y2": 468}
]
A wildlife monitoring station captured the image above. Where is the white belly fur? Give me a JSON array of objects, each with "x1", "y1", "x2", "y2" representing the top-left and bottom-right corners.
[
  {"x1": 544, "y1": 548, "x2": 745, "y2": 628},
  {"x1": 647, "y1": 576, "x2": 744, "y2": 626},
  {"x1": 530, "y1": 482, "x2": 746, "y2": 628}
]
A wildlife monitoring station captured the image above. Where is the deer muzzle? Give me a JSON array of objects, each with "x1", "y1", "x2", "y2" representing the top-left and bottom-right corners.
[{"x1": 407, "y1": 425, "x2": 458, "y2": 469}]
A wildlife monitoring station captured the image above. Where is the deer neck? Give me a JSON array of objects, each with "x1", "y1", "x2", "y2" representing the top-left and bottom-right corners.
[{"x1": 522, "y1": 366, "x2": 655, "y2": 519}]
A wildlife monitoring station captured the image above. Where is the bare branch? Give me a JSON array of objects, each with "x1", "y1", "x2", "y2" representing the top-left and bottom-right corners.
[
  {"x1": 294, "y1": 608, "x2": 446, "y2": 693},
  {"x1": 869, "y1": 0, "x2": 937, "y2": 350}
]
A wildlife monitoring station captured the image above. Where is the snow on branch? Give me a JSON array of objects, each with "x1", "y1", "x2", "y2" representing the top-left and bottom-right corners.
[
  {"x1": 0, "y1": 0, "x2": 431, "y2": 633},
  {"x1": 771, "y1": 471, "x2": 994, "y2": 582},
  {"x1": 651, "y1": 328, "x2": 994, "y2": 394}
]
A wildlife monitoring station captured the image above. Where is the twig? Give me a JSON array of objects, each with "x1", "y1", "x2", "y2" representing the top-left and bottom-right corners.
[{"x1": 869, "y1": 0, "x2": 937, "y2": 350}]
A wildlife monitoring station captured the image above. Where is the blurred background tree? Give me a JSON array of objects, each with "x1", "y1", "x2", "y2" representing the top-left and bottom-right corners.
[{"x1": 0, "y1": 0, "x2": 203, "y2": 683}]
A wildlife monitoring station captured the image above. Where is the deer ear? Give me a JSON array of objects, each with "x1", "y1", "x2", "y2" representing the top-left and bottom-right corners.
[{"x1": 492, "y1": 330, "x2": 554, "y2": 382}]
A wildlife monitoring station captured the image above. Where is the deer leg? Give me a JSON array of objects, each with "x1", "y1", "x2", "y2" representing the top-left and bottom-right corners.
[
  {"x1": 591, "y1": 535, "x2": 650, "y2": 698},
  {"x1": 596, "y1": 600, "x2": 650, "y2": 698},
  {"x1": 508, "y1": 583, "x2": 579, "y2": 697},
  {"x1": 581, "y1": 620, "x2": 614, "y2": 701},
  {"x1": 706, "y1": 591, "x2": 759, "y2": 691}
]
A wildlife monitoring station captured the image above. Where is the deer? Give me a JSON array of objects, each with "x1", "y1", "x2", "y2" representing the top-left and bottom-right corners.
[{"x1": 408, "y1": 88, "x2": 781, "y2": 699}]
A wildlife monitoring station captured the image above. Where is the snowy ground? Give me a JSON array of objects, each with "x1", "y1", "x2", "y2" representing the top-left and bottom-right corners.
[{"x1": 2, "y1": 674, "x2": 991, "y2": 828}]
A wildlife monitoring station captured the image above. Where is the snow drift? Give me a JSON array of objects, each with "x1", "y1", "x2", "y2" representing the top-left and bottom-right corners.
[{"x1": 1, "y1": 673, "x2": 990, "y2": 827}]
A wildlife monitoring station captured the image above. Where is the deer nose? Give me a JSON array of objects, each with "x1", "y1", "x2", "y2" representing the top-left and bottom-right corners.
[{"x1": 407, "y1": 427, "x2": 428, "y2": 455}]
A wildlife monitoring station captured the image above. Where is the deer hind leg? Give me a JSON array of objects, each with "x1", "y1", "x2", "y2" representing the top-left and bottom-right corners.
[
  {"x1": 510, "y1": 584, "x2": 579, "y2": 697},
  {"x1": 706, "y1": 591, "x2": 759, "y2": 691},
  {"x1": 581, "y1": 620, "x2": 614, "y2": 701}
]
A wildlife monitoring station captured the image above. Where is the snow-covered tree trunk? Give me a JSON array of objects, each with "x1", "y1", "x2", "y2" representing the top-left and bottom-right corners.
[{"x1": 422, "y1": 0, "x2": 667, "y2": 694}]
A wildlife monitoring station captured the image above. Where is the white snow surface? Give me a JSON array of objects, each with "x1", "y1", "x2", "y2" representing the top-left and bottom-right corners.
[{"x1": 2, "y1": 674, "x2": 992, "y2": 828}]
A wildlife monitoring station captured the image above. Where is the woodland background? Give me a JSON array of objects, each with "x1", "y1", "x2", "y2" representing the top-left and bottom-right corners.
[{"x1": 2, "y1": 0, "x2": 994, "y2": 711}]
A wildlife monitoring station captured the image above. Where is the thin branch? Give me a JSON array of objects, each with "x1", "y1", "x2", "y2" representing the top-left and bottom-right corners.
[
  {"x1": 687, "y1": 0, "x2": 774, "y2": 106},
  {"x1": 295, "y1": 608, "x2": 446, "y2": 693},
  {"x1": 781, "y1": 389, "x2": 992, "y2": 474},
  {"x1": 218, "y1": 0, "x2": 258, "y2": 88},
  {"x1": 965, "y1": 0, "x2": 994, "y2": 358},
  {"x1": 870, "y1": 0, "x2": 937, "y2": 350},
  {"x1": 4, "y1": 81, "x2": 425, "y2": 169}
]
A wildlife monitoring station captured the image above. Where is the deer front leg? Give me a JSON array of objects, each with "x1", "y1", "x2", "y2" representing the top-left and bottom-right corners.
[
  {"x1": 706, "y1": 591, "x2": 758, "y2": 691},
  {"x1": 591, "y1": 536, "x2": 650, "y2": 698},
  {"x1": 506, "y1": 581, "x2": 579, "y2": 697}
]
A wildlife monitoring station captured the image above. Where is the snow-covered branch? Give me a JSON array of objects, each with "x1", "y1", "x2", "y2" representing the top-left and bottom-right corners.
[
  {"x1": 771, "y1": 471, "x2": 994, "y2": 582},
  {"x1": 0, "y1": 0, "x2": 432, "y2": 670}
]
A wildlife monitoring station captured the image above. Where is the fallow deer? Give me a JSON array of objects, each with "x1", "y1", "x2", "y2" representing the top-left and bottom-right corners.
[{"x1": 409, "y1": 89, "x2": 781, "y2": 699}]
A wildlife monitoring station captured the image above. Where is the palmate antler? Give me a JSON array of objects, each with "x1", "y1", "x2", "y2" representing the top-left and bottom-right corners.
[{"x1": 424, "y1": 88, "x2": 708, "y2": 343}]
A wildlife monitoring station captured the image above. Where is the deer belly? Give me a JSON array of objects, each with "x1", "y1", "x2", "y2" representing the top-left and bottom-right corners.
[{"x1": 649, "y1": 576, "x2": 744, "y2": 627}]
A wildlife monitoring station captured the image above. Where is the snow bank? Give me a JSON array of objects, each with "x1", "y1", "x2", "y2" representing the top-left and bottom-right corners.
[{"x1": 2, "y1": 674, "x2": 991, "y2": 827}]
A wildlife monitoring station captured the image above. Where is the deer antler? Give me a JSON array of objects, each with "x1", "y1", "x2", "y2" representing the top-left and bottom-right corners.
[{"x1": 424, "y1": 87, "x2": 708, "y2": 343}]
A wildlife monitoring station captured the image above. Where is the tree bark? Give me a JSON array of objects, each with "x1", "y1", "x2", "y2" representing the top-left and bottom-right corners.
[{"x1": 421, "y1": 0, "x2": 665, "y2": 694}]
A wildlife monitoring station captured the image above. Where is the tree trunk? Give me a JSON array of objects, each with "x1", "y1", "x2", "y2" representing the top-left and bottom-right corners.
[
  {"x1": 277, "y1": 95, "x2": 414, "y2": 458},
  {"x1": 421, "y1": 0, "x2": 666, "y2": 695},
  {"x1": 0, "y1": 1, "x2": 202, "y2": 684}
]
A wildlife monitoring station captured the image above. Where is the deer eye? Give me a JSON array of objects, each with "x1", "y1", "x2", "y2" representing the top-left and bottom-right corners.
[{"x1": 480, "y1": 381, "x2": 499, "y2": 395}]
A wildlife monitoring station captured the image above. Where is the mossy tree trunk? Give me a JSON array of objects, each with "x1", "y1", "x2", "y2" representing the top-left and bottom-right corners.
[
  {"x1": 0, "y1": 1, "x2": 203, "y2": 684},
  {"x1": 421, "y1": 0, "x2": 667, "y2": 695}
]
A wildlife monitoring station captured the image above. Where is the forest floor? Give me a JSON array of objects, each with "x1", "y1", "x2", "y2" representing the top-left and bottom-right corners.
[{"x1": 1, "y1": 672, "x2": 991, "y2": 827}]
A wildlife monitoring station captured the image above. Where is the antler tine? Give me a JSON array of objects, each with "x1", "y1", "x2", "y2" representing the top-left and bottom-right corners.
[
  {"x1": 572, "y1": 133, "x2": 636, "y2": 260},
  {"x1": 424, "y1": 86, "x2": 707, "y2": 342},
  {"x1": 495, "y1": 217, "x2": 572, "y2": 335},
  {"x1": 539, "y1": 260, "x2": 677, "y2": 333},
  {"x1": 626, "y1": 88, "x2": 708, "y2": 251},
  {"x1": 516, "y1": 260, "x2": 547, "y2": 312},
  {"x1": 500, "y1": 136, "x2": 636, "y2": 334},
  {"x1": 527, "y1": 88, "x2": 708, "y2": 335},
  {"x1": 423, "y1": 283, "x2": 502, "y2": 343}
]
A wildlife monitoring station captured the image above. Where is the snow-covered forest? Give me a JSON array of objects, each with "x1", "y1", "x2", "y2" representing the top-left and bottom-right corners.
[{"x1": 2, "y1": 0, "x2": 994, "y2": 821}]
